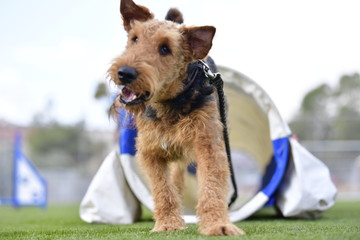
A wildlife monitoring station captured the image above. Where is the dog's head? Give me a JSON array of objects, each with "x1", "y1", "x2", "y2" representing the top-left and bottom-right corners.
[{"x1": 108, "y1": 0, "x2": 215, "y2": 113}]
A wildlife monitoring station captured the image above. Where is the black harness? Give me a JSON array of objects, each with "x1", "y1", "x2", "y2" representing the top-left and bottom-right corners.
[{"x1": 161, "y1": 61, "x2": 215, "y2": 118}]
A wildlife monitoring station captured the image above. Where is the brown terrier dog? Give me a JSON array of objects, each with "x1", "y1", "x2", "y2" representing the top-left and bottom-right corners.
[{"x1": 108, "y1": 0, "x2": 245, "y2": 236}]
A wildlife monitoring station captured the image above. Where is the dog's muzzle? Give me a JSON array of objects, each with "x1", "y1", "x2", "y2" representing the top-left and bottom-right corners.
[{"x1": 116, "y1": 65, "x2": 149, "y2": 105}]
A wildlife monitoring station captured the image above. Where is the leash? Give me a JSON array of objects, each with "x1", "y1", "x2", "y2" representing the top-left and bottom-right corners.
[{"x1": 199, "y1": 60, "x2": 238, "y2": 207}]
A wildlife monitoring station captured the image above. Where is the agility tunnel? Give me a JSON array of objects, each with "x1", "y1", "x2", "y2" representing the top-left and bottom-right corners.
[{"x1": 80, "y1": 66, "x2": 337, "y2": 224}]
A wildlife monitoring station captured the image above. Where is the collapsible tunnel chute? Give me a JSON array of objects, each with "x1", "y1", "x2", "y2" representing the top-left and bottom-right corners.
[{"x1": 80, "y1": 66, "x2": 337, "y2": 224}]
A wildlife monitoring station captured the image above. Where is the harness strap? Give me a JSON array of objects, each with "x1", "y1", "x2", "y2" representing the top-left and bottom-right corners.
[{"x1": 199, "y1": 60, "x2": 238, "y2": 207}]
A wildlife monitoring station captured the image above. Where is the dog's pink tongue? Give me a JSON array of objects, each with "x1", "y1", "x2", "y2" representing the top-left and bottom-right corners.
[{"x1": 122, "y1": 87, "x2": 136, "y2": 102}]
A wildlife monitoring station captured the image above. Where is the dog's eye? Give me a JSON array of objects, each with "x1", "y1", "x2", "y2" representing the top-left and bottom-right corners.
[
  {"x1": 132, "y1": 36, "x2": 138, "y2": 43},
  {"x1": 159, "y1": 44, "x2": 171, "y2": 56}
]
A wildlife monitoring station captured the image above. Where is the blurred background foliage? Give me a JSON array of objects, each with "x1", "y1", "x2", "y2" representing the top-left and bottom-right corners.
[
  {"x1": 289, "y1": 73, "x2": 360, "y2": 140},
  {"x1": 28, "y1": 120, "x2": 108, "y2": 168},
  {"x1": 25, "y1": 94, "x2": 110, "y2": 170}
]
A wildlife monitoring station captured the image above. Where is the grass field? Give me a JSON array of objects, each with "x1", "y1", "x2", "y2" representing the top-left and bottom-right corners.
[{"x1": 0, "y1": 201, "x2": 359, "y2": 240}]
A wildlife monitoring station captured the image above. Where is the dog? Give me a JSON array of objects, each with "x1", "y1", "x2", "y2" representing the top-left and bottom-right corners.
[{"x1": 108, "y1": 0, "x2": 245, "y2": 236}]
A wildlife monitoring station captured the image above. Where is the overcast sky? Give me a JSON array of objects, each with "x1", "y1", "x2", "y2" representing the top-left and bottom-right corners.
[{"x1": 1, "y1": 0, "x2": 359, "y2": 130}]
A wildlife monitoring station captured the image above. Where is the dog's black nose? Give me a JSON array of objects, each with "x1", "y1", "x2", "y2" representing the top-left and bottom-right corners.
[{"x1": 118, "y1": 66, "x2": 138, "y2": 84}]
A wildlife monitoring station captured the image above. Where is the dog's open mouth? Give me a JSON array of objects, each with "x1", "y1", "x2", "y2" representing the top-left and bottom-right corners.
[{"x1": 118, "y1": 85, "x2": 149, "y2": 105}]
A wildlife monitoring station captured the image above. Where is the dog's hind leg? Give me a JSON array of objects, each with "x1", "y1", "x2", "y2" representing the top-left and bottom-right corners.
[
  {"x1": 138, "y1": 151, "x2": 186, "y2": 232},
  {"x1": 170, "y1": 162, "x2": 186, "y2": 197}
]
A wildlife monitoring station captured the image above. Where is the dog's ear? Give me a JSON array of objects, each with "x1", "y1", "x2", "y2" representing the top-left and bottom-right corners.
[
  {"x1": 165, "y1": 8, "x2": 183, "y2": 24},
  {"x1": 183, "y1": 26, "x2": 216, "y2": 60},
  {"x1": 120, "y1": 0, "x2": 154, "y2": 31}
]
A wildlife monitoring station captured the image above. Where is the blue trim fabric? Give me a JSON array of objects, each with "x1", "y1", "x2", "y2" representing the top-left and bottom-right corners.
[
  {"x1": 119, "y1": 109, "x2": 137, "y2": 156},
  {"x1": 261, "y1": 137, "x2": 290, "y2": 199},
  {"x1": 187, "y1": 162, "x2": 197, "y2": 175}
]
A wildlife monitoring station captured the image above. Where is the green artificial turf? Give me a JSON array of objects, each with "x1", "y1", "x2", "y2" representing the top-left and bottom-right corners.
[{"x1": 0, "y1": 201, "x2": 359, "y2": 240}]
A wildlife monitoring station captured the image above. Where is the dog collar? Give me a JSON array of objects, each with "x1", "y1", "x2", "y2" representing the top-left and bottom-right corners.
[{"x1": 144, "y1": 60, "x2": 215, "y2": 121}]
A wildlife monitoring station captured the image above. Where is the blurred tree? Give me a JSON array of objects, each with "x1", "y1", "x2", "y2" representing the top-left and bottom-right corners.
[
  {"x1": 300, "y1": 83, "x2": 331, "y2": 114},
  {"x1": 289, "y1": 83, "x2": 333, "y2": 140},
  {"x1": 289, "y1": 73, "x2": 360, "y2": 140},
  {"x1": 28, "y1": 119, "x2": 107, "y2": 168},
  {"x1": 94, "y1": 82, "x2": 109, "y2": 99},
  {"x1": 94, "y1": 81, "x2": 115, "y2": 117}
]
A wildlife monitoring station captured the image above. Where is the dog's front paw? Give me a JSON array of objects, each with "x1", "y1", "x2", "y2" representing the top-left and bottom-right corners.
[
  {"x1": 200, "y1": 222, "x2": 245, "y2": 236},
  {"x1": 151, "y1": 218, "x2": 186, "y2": 232}
]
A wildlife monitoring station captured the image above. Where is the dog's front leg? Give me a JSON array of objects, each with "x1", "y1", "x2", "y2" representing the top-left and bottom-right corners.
[
  {"x1": 138, "y1": 150, "x2": 185, "y2": 232},
  {"x1": 194, "y1": 130, "x2": 245, "y2": 236}
]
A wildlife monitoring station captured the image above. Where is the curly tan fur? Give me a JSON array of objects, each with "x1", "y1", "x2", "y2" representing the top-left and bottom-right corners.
[{"x1": 108, "y1": 0, "x2": 245, "y2": 236}]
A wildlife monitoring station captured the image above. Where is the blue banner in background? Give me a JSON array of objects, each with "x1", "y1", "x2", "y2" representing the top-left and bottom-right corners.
[{"x1": 12, "y1": 134, "x2": 47, "y2": 208}]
